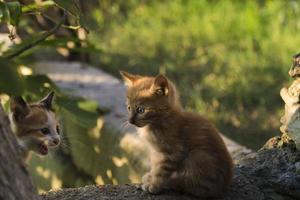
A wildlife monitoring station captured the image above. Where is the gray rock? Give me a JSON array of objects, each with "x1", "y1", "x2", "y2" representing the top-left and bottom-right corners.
[
  {"x1": 41, "y1": 145, "x2": 300, "y2": 200},
  {"x1": 295, "y1": 162, "x2": 300, "y2": 174}
]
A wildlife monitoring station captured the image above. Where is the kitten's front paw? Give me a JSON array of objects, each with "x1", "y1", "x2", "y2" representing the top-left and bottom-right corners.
[
  {"x1": 141, "y1": 173, "x2": 162, "y2": 194},
  {"x1": 135, "y1": 183, "x2": 143, "y2": 190},
  {"x1": 141, "y1": 182, "x2": 162, "y2": 194},
  {"x1": 142, "y1": 172, "x2": 152, "y2": 183}
]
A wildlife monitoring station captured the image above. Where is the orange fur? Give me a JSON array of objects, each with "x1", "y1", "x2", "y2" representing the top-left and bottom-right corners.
[{"x1": 121, "y1": 71, "x2": 233, "y2": 197}]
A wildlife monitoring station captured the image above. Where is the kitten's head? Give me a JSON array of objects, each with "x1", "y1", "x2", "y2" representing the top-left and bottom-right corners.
[
  {"x1": 10, "y1": 92, "x2": 61, "y2": 155},
  {"x1": 120, "y1": 71, "x2": 181, "y2": 127},
  {"x1": 289, "y1": 53, "x2": 300, "y2": 78}
]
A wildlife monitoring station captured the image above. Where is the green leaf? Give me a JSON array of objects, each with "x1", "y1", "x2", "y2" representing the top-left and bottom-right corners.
[
  {"x1": 77, "y1": 100, "x2": 99, "y2": 113},
  {"x1": 21, "y1": 0, "x2": 56, "y2": 13},
  {"x1": 0, "y1": 2, "x2": 10, "y2": 24},
  {"x1": 23, "y1": 74, "x2": 59, "y2": 96},
  {"x1": 56, "y1": 96, "x2": 99, "y2": 128},
  {"x1": 0, "y1": 57, "x2": 24, "y2": 95},
  {"x1": 6, "y1": 2, "x2": 21, "y2": 26},
  {"x1": 0, "y1": 1, "x2": 21, "y2": 26},
  {"x1": 54, "y1": 0, "x2": 81, "y2": 18}
]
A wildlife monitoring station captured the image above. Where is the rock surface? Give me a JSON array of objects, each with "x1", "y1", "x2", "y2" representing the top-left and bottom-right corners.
[{"x1": 41, "y1": 143, "x2": 300, "y2": 200}]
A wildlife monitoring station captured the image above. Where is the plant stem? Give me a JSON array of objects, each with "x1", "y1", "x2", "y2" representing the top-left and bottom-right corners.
[{"x1": 3, "y1": 12, "x2": 66, "y2": 60}]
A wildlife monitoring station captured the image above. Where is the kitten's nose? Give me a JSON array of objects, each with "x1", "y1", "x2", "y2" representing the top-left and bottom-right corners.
[
  {"x1": 129, "y1": 116, "x2": 136, "y2": 124},
  {"x1": 52, "y1": 138, "x2": 60, "y2": 145}
]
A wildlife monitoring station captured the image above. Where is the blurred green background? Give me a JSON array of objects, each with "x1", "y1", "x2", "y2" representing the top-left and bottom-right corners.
[
  {"x1": 0, "y1": 0, "x2": 300, "y2": 193},
  {"x1": 88, "y1": 0, "x2": 299, "y2": 149}
]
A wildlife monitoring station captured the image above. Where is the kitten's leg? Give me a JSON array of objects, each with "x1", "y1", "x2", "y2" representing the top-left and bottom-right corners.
[
  {"x1": 142, "y1": 154, "x2": 179, "y2": 194},
  {"x1": 280, "y1": 87, "x2": 298, "y2": 105},
  {"x1": 134, "y1": 172, "x2": 152, "y2": 189},
  {"x1": 280, "y1": 87, "x2": 299, "y2": 133},
  {"x1": 142, "y1": 172, "x2": 152, "y2": 184}
]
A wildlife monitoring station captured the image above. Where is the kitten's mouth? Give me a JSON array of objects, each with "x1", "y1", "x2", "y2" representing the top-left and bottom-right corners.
[
  {"x1": 48, "y1": 142, "x2": 59, "y2": 147},
  {"x1": 38, "y1": 143, "x2": 48, "y2": 155},
  {"x1": 129, "y1": 119, "x2": 147, "y2": 127},
  {"x1": 130, "y1": 121, "x2": 145, "y2": 127}
]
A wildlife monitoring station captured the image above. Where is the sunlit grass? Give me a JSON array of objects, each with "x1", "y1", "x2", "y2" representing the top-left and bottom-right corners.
[{"x1": 89, "y1": 0, "x2": 300, "y2": 149}]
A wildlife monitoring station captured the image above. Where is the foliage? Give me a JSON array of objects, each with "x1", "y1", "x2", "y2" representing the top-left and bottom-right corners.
[
  {"x1": 88, "y1": 0, "x2": 300, "y2": 149},
  {"x1": 0, "y1": 1, "x2": 21, "y2": 26},
  {"x1": 1, "y1": 0, "x2": 300, "y2": 193},
  {"x1": 0, "y1": 0, "x2": 104, "y2": 192}
]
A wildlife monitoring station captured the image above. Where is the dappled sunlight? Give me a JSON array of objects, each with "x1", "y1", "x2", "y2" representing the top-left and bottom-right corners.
[
  {"x1": 112, "y1": 156, "x2": 128, "y2": 167},
  {"x1": 29, "y1": 155, "x2": 62, "y2": 193},
  {"x1": 89, "y1": 118, "x2": 104, "y2": 139},
  {"x1": 230, "y1": 115, "x2": 241, "y2": 128},
  {"x1": 56, "y1": 47, "x2": 70, "y2": 57},
  {"x1": 95, "y1": 175, "x2": 105, "y2": 185},
  {"x1": 120, "y1": 134, "x2": 150, "y2": 172},
  {"x1": 93, "y1": 145, "x2": 101, "y2": 154},
  {"x1": 106, "y1": 169, "x2": 113, "y2": 180},
  {"x1": 43, "y1": 82, "x2": 52, "y2": 88},
  {"x1": 36, "y1": 166, "x2": 51, "y2": 179},
  {"x1": 38, "y1": 188, "x2": 46, "y2": 194},
  {"x1": 18, "y1": 65, "x2": 32, "y2": 76},
  {"x1": 51, "y1": 174, "x2": 62, "y2": 189},
  {"x1": 0, "y1": 94, "x2": 10, "y2": 106}
]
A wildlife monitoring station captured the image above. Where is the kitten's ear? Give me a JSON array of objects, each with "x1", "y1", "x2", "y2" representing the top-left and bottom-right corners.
[
  {"x1": 120, "y1": 71, "x2": 140, "y2": 87},
  {"x1": 152, "y1": 74, "x2": 169, "y2": 96},
  {"x1": 40, "y1": 91, "x2": 55, "y2": 110},
  {"x1": 10, "y1": 96, "x2": 29, "y2": 121}
]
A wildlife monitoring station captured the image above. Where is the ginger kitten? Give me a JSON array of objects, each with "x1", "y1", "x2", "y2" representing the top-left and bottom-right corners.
[
  {"x1": 9, "y1": 92, "x2": 61, "y2": 161},
  {"x1": 121, "y1": 71, "x2": 233, "y2": 198}
]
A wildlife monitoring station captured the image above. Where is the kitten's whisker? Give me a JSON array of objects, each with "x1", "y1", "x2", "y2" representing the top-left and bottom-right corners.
[
  {"x1": 120, "y1": 121, "x2": 126, "y2": 129},
  {"x1": 121, "y1": 118, "x2": 128, "y2": 122},
  {"x1": 120, "y1": 121, "x2": 130, "y2": 131},
  {"x1": 124, "y1": 121, "x2": 130, "y2": 130},
  {"x1": 120, "y1": 121, "x2": 128, "y2": 129},
  {"x1": 60, "y1": 142, "x2": 73, "y2": 152}
]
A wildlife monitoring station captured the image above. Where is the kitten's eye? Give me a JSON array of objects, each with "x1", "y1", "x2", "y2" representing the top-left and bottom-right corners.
[
  {"x1": 56, "y1": 126, "x2": 60, "y2": 135},
  {"x1": 41, "y1": 128, "x2": 50, "y2": 135},
  {"x1": 136, "y1": 107, "x2": 145, "y2": 114},
  {"x1": 127, "y1": 106, "x2": 131, "y2": 111}
]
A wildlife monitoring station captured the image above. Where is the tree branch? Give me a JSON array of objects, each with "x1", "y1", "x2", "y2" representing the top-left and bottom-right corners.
[{"x1": 3, "y1": 12, "x2": 67, "y2": 60}]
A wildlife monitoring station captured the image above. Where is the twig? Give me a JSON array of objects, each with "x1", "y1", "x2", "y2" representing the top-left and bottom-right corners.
[
  {"x1": 3, "y1": 12, "x2": 67, "y2": 60},
  {"x1": 41, "y1": 13, "x2": 81, "y2": 30}
]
